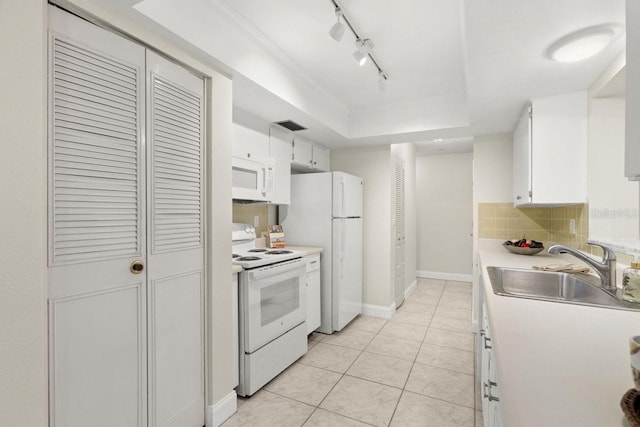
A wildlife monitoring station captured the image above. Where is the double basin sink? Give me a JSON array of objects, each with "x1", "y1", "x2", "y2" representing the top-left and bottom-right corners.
[{"x1": 487, "y1": 266, "x2": 638, "y2": 311}]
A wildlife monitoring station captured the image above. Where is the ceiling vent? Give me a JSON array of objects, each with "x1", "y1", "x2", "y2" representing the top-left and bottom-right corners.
[{"x1": 275, "y1": 120, "x2": 307, "y2": 132}]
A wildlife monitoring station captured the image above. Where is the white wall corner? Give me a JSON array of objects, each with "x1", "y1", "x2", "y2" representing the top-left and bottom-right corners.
[
  {"x1": 207, "y1": 391, "x2": 237, "y2": 427},
  {"x1": 417, "y1": 271, "x2": 473, "y2": 283},
  {"x1": 362, "y1": 302, "x2": 397, "y2": 319},
  {"x1": 404, "y1": 279, "x2": 417, "y2": 300}
]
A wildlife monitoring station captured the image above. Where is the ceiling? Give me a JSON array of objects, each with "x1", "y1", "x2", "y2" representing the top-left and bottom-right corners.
[{"x1": 85, "y1": 0, "x2": 625, "y2": 155}]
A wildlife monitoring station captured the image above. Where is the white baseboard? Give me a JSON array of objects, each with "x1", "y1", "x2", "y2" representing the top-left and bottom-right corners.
[
  {"x1": 207, "y1": 391, "x2": 237, "y2": 427},
  {"x1": 362, "y1": 302, "x2": 396, "y2": 319},
  {"x1": 404, "y1": 280, "x2": 417, "y2": 299},
  {"x1": 417, "y1": 271, "x2": 473, "y2": 283}
]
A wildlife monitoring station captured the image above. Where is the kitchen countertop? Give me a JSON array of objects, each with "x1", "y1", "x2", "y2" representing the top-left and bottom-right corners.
[
  {"x1": 283, "y1": 246, "x2": 323, "y2": 256},
  {"x1": 478, "y1": 239, "x2": 640, "y2": 427}
]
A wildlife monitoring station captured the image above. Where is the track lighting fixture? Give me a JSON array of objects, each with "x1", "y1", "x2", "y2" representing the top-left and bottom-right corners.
[
  {"x1": 328, "y1": 0, "x2": 389, "y2": 87},
  {"x1": 377, "y1": 70, "x2": 387, "y2": 92},
  {"x1": 353, "y1": 39, "x2": 373, "y2": 66},
  {"x1": 328, "y1": 7, "x2": 346, "y2": 41}
]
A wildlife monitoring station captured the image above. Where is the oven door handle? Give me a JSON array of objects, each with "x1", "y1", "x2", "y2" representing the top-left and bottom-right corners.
[{"x1": 248, "y1": 259, "x2": 305, "y2": 280}]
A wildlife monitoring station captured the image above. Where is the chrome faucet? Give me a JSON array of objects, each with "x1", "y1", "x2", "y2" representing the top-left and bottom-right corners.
[{"x1": 547, "y1": 241, "x2": 616, "y2": 292}]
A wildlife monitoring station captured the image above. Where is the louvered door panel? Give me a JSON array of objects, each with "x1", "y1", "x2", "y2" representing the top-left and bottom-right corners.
[
  {"x1": 51, "y1": 36, "x2": 142, "y2": 265},
  {"x1": 146, "y1": 51, "x2": 205, "y2": 427},
  {"x1": 48, "y1": 7, "x2": 147, "y2": 427},
  {"x1": 149, "y1": 75, "x2": 204, "y2": 253}
]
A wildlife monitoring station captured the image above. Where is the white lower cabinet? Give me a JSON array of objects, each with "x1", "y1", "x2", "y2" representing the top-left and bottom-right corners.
[
  {"x1": 479, "y1": 274, "x2": 503, "y2": 427},
  {"x1": 305, "y1": 254, "x2": 321, "y2": 334}
]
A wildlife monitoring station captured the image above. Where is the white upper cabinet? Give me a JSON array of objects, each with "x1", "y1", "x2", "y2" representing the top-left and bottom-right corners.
[
  {"x1": 312, "y1": 144, "x2": 330, "y2": 171},
  {"x1": 232, "y1": 123, "x2": 269, "y2": 160},
  {"x1": 513, "y1": 91, "x2": 587, "y2": 206},
  {"x1": 292, "y1": 136, "x2": 314, "y2": 169},
  {"x1": 626, "y1": 0, "x2": 640, "y2": 180},
  {"x1": 269, "y1": 126, "x2": 292, "y2": 205},
  {"x1": 292, "y1": 136, "x2": 330, "y2": 172}
]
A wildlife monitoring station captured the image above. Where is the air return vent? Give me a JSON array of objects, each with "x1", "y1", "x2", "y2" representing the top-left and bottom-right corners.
[{"x1": 275, "y1": 120, "x2": 307, "y2": 132}]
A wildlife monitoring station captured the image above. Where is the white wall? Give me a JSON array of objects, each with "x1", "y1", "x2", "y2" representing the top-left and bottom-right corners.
[
  {"x1": 330, "y1": 146, "x2": 393, "y2": 308},
  {"x1": 416, "y1": 153, "x2": 473, "y2": 276},
  {"x1": 588, "y1": 98, "x2": 639, "y2": 239},
  {"x1": 0, "y1": 1, "x2": 48, "y2": 425},
  {"x1": 473, "y1": 133, "x2": 514, "y2": 203}
]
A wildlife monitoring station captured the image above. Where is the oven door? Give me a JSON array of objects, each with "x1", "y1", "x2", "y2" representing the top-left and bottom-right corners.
[{"x1": 242, "y1": 258, "x2": 306, "y2": 353}]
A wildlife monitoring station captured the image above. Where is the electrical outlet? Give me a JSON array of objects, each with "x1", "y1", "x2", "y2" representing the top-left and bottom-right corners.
[
  {"x1": 253, "y1": 215, "x2": 259, "y2": 227},
  {"x1": 569, "y1": 218, "x2": 576, "y2": 235}
]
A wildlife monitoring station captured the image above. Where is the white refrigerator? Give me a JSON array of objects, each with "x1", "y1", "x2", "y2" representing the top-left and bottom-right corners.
[{"x1": 279, "y1": 172, "x2": 363, "y2": 334}]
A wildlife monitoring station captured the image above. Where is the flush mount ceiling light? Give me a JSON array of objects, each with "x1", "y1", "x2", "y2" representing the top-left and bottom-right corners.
[
  {"x1": 328, "y1": 7, "x2": 346, "y2": 41},
  {"x1": 546, "y1": 24, "x2": 621, "y2": 63},
  {"x1": 328, "y1": 0, "x2": 388, "y2": 87}
]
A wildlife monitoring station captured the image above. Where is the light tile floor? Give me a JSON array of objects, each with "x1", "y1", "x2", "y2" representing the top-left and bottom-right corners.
[{"x1": 223, "y1": 278, "x2": 483, "y2": 427}]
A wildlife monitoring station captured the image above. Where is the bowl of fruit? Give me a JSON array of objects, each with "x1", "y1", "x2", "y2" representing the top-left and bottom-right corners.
[{"x1": 503, "y1": 238, "x2": 544, "y2": 255}]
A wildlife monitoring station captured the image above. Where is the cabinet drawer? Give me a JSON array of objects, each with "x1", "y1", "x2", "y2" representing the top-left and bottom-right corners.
[{"x1": 306, "y1": 254, "x2": 320, "y2": 273}]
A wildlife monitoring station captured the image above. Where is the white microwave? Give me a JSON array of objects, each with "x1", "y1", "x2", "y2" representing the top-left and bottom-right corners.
[{"x1": 232, "y1": 155, "x2": 275, "y2": 202}]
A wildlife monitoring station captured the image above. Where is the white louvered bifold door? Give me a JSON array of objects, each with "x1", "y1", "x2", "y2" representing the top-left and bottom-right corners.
[
  {"x1": 146, "y1": 50, "x2": 205, "y2": 427},
  {"x1": 48, "y1": 7, "x2": 147, "y2": 427},
  {"x1": 393, "y1": 156, "x2": 406, "y2": 308}
]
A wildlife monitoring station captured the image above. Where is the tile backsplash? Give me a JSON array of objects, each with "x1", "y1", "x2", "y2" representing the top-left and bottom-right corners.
[
  {"x1": 232, "y1": 203, "x2": 277, "y2": 237},
  {"x1": 478, "y1": 203, "x2": 589, "y2": 251}
]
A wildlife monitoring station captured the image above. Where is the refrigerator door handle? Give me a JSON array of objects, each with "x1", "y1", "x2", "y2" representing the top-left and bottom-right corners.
[
  {"x1": 338, "y1": 220, "x2": 344, "y2": 279},
  {"x1": 341, "y1": 181, "x2": 346, "y2": 217}
]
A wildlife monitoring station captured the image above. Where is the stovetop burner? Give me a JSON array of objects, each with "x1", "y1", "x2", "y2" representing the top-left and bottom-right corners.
[
  {"x1": 265, "y1": 250, "x2": 293, "y2": 255},
  {"x1": 248, "y1": 249, "x2": 268, "y2": 253},
  {"x1": 237, "y1": 256, "x2": 262, "y2": 261},
  {"x1": 232, "y1": 254, "x2": 240, "y2": 258}
]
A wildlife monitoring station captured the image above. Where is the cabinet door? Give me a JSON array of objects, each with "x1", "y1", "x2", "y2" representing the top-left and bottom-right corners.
[
  {"x1": 48, "y1": 7, "x2": 147, "y2": 427},
  {"x1": 312, "y1": 144, "x2": 330, "y2": 171},
  {"x1": 530, "y1": 92, "x2": 587, "y2": 204},
  {"x1": 292, "y1": 136, "x2": 313, "y2": 168},
  {"x1": 305, "y1": 254, "x2": 321, "y2": 334},
  {"x1": 513, "y1": 105, "x2": 532, "y2": 205},
  {"x1": 146, "y1": 50, "x2": 205, "y2": 427},
  {"x1": 269, "y1": 127, "x2": 292, "y2": 204},
  {"x1": 232, "y1": 123, "x2": 269, "y2": 159}
]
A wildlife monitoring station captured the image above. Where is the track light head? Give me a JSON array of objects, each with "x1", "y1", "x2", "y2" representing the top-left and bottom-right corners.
[
  {"x1": 353, "y1": 50, "x2": 367, "y2": 66},
  {"x1": 377, "y1": 70, "x2": 387, "y2": 92},
  {"x1": 353, "y1": 39, "x2": 374, "y2": 66},
  {"x1": 329, "y1": 7, "x2": 346, "y2": 41}
]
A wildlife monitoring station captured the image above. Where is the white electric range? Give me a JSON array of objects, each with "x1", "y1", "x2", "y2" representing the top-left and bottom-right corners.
[
  {"x1": 231, "y1": 223, "x2": 307, "y2": 397},
  {"x1": 232, "y1": 223, "x2": 305, "y2": 269}
]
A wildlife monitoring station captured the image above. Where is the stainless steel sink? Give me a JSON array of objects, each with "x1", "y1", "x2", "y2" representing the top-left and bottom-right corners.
[{"x1": 486, "y1": 266, "x2": 639, "y2": 311}]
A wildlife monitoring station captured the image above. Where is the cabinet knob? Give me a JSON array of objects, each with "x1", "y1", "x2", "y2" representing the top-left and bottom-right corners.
[
  {"x1": 516, "y1": 195, "x2": 522, "y2": 200},
  {"x1": 247, "y1": 153, "x2": 251, "y2": 158}
]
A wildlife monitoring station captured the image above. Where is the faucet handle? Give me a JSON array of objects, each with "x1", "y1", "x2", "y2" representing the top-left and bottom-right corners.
[{"x1": 586, "y1": 241, "x2": 616, "y2": 261}]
